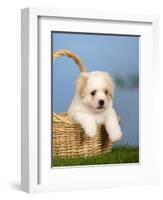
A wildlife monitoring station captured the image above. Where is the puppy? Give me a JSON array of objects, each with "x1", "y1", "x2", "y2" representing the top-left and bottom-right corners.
[{"x1": 68, "y1": 71, "x2": 123, "y2": 143}]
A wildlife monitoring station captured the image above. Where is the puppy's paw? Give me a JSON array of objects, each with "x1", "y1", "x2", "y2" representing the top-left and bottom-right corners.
[
  {"x1": 83, "y1": 122, "x2": 97, "y2": 138},
  {"x1": 109, "y1": 129, "x2": 123, "y2": 143},
  {"x1": 105, "y1": 114, "x2": 123, "y2": 143}
]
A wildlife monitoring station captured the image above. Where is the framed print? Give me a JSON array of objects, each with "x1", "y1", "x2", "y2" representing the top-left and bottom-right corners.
[{"x1": 21, "y1": 8, "x2": 159, "y2": 193}]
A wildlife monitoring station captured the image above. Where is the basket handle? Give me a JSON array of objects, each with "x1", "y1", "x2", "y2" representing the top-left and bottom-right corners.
[
  {"x1": 53, "y1": 49, "x2": 87, "y2": 73},
  {"x1": 52, "y1": 49, "x2": 87, "y2": 124}
]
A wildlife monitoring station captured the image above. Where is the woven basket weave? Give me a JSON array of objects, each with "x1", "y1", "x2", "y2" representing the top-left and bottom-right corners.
[{"x1": 52, "y1": 49, "x2": 113, "y2": 158}]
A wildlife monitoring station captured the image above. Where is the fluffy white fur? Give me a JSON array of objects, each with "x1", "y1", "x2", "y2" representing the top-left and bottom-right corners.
[{"x1": 68, "y1": 71, "x2": 122, "y2": 143}]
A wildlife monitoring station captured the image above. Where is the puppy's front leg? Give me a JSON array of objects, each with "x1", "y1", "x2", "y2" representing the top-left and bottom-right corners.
[
  {"x1": 71, "y1": 113, "x2": 97, "y2": 138},
  {"x1": 105, "y1": 108, "x2": 123, "y2": 143}
]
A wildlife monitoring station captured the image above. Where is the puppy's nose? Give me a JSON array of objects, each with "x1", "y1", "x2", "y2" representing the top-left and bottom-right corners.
[{"x1": 99, "y1": 99, "x2": 104, "y2": 106}]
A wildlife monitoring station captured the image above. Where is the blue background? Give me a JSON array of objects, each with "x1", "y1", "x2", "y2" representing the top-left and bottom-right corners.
[{"x1": 52, "y1": 32, "x2": 139, "y2": 146}]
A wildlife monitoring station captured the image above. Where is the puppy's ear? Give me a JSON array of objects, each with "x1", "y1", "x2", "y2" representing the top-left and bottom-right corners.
[
  {"x1": 105, "y1": 73, "x2": 115, "y2": 97},
  {"x1": 76, "y1": 72, "x2": 88, "y2": 98}
]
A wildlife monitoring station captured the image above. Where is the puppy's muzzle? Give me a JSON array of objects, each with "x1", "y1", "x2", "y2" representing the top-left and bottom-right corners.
[
  {"x1": 99, "y1": 99, "x2": 104, "y2": 106},
  {"x1": 97, "y1": 100, "x2": 105, "y2": 109}
]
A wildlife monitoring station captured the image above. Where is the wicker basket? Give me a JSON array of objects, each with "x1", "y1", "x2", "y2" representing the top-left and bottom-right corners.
[{"x1": 52, "y1": 49, "x2": 113, "y2": 158}]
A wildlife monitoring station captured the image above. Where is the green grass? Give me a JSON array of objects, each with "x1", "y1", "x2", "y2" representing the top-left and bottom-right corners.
[{"x1": 52, "y1": 146, "x2": 139, "y2": 167}]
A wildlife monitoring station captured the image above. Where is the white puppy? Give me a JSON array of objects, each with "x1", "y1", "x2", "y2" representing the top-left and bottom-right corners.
[{"x1": 68, "y1": 71, "x2": 123, "y2": 143}]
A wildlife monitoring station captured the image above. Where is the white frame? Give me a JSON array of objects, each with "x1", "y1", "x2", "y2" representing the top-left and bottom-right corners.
[{"x1": 21, "y1": 7, "x2": 159, "y2": 193}]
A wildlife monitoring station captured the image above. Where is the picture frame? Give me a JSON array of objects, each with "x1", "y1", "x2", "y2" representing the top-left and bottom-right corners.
[{"x1": 21, "y1": 7, "x2": 159, "y2": 193}]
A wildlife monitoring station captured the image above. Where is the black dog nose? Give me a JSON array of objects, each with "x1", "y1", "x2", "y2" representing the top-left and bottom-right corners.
[{"x1": 99, "y1": 99, "x2": 104, "y2": 106}]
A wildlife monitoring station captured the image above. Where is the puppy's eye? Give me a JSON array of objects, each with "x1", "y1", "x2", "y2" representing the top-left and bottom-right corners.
[
  {"x1": 91, "y1": 90, "x2": 96, "y2": 96},
  {"x1": 105, "y1": 90, "x2": 108, "y2": 95}
]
